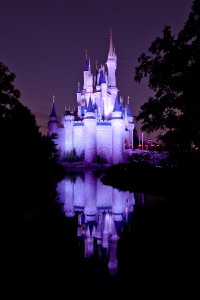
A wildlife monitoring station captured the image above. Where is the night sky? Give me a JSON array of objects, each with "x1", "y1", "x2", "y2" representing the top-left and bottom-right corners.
[{"x1": 0, "y1": 0, "x2": 193, "y2": 137}]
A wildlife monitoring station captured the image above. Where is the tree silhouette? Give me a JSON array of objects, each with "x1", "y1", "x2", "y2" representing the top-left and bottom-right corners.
[
  {"x1": 134, "y1": 0, "x2": 200, "y2": 152},
  {"x1": 0, "y1": 61, "x2": 63, "y2": 219}
]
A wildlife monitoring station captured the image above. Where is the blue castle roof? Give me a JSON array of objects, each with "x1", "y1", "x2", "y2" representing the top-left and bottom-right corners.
[
  {"x1": 98, "y1": 70, "x2": 106, "y2": 85},
  {"x1": 87, "y1": 97, "x2": 94, "y2": 112},
  {"x1": 81, "y1": 106, "x2": 85, "y2": 116},
  {"x1": 113, "y1": 96, "x2": 121, "y2": 112},
  {"x1": 77, "y1": 83, "x2": 81, "y2": 93},
  {"x1": 50, "y1": 102, "x2": 57, "y2": 118},
  {"x1": 84, "y1": 58, "x2": 89, "y2": 71},
  {"x1": 126, "y1": 103, "x2": 132, "y2": 117}
]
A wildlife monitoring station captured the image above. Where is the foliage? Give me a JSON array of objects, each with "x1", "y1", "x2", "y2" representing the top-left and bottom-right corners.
[
  {"x1": 134, "y1": 0, "x2": 200, "y2": 152},
  {"x1": 133, "y1": 127, "x2": 139, "y2": 149},
  {"x1": 93, "y1": 154, "x2": 108, "y2": 164},
  {"x1": 0, "y1": 61, "x2": 64, "y2": 219},
  {"x1": 63, "y1": 148, "x2": 85, "y2": 162}
]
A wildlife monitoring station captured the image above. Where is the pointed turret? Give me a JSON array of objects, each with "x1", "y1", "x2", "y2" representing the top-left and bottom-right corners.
[
  {"x1": 77, "y1": 82, "x2": 81, "y2": 93},
  {"x1": 87, "y1": 97, "x2": 94, "y2": 113},
  {"x1": 84, "y1": 50, "x2": 89, "y2": 71},
  {"x1": 108, "y1": 28, "x2": 114, "y2": 56},
  {"x1": 94, "y1": 60, "x2": 99, "y2": 89},
  {"x1": 50, "y1": 95, "x2": 57, "y2": 118},
  {"x1": 126, "y1": 96, "x2": 132, "y2": 117},
  {"x1": 119, "y1": 96, "x2": 123, "y2": 111},
  {"x1": 83, "y1": 50, "x2": 89, "y2": 90},
  {"x1": 112, "y1": 96, "x2": 122, "y2": 119},
  {"x1": 48, "y1": 95, "x2": 58, "y2": 136},
  {"x1": 88, "y1": 57, "x2": 91, "y2": 74},
  {"x1": 86, "y1": 57, "x2": 93, "y2": 92},
  {"x1": 125, "y1": 96, "x2": 134, "y2": 150},
  {"x1": 77, "y1": 82, "x2": 82, "y2": 105},
  {"x1": 98, "y1": 69, "x2": 106, "y2": 85},
  {"x1": 113, "y1": 96, "x2": 121, "y2": 112},
  {"x1": 107, "y1": 28, "x2": 117, "y2": 90}
]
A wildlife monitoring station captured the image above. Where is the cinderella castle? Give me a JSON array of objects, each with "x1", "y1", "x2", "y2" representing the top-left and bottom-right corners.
[{"x1": 48, "y1": 31, "x2": 134, "y2": 165}]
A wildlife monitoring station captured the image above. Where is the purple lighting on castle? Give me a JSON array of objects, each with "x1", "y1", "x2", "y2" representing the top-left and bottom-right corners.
[
  {"x1": 48, "y1": 31, "x2": 134, "y2": 165},
  {"x1": 57, "y1": 171, "x2": 137, "y2": 275}
]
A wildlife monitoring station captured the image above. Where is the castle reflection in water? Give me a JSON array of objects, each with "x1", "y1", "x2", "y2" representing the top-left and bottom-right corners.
[{"x1": 56, "y1": 171, "x2": 144, "y2": 275}]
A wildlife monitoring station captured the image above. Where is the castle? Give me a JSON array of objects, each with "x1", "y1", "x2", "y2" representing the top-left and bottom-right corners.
[{"x1": 48, "y1": 31, "x2": 134, "y2": 165}]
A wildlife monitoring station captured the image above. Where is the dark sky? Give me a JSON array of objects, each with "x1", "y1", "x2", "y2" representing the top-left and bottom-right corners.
[{"x1": 0, "y1": 0, "x2": 193, "y2": 136}]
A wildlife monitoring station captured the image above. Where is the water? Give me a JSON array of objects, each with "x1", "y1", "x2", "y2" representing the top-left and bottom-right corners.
[{"x1": 9, "y1": 170, "x2": 195, "y2": 297}]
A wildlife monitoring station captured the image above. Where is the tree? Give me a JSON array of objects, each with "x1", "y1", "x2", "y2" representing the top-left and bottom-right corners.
[
  {"x1": 134, "y1": 0, "x2": 200, "y2": 152},
  {"x1": 0, "y1": 61, "x2": 63, "y2": 219},
  {"x1": 0, "y1": 61, "x2": 59, "y2": 170}
]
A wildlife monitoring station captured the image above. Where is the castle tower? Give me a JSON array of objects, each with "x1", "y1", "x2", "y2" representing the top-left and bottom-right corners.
[
  {"x1": 106, "y1": 29, "x2": 117, "y2": 87},
  {"x1": 83, "y1": 50, "x2": 89, "y2": 91},
  {"x1": 48, "y1": 95, "x2": 58, "y2": 136},
  {"x1": 111, "y1": 96, "x2": 124, "y2": 164},
  {"x1": 106, "y1": 29, "x2": 118, "y2": 101},
  {"x1": 126, "y1": 96, "x2": 134, "y2": 150},
  {"x1": 86, "y1": 58, "x2": 93, "y2": 93},
  {"x1": 84, "y1": 97, "x2": 97, "y2": 162},
  {"x1": 62, "y1": 108, "x2": 74, "y2": 154},
  {"x1": 47, "y1": 31, "x2": 135, "y2": 165},
  {"x1": 76, "y1": 82, "x2": 81, "y2": 104}
]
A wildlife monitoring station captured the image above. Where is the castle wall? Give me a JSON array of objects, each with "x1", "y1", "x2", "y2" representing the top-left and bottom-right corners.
[
  {"x1": 64, "y1": 123, "x2": 74, "y2": 154},
  {"x1": 56, "y1": 128, "x2": 65, "y2": 159},
  {"x1": 111, "y1": 119, "x2": 124, "y2": 164},
  {"x1": 48, "y1": 33, "x2": 134, "y2": 166},
  {"x1": 73, "y1": 123, "x2": 85, "y2": 157},
  {"x1": 84, "y1": 119, "x2": 96, "y2": 163},
  {"x1": 96, "y1": 123, "x2": 113, "y2": 164}
]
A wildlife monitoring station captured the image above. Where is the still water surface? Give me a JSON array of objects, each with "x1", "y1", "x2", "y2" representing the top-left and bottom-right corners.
[{"x1": 13, "y1": 170, "x2": 190, "y2": 296}]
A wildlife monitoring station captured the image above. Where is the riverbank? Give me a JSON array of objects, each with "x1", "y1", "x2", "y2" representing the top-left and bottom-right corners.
[
  {"x1": 61, "y1": 161, "x2": 109, "y2": 171},
  {"x1": 100, "y1": 160, "x2": 198, "y2": 198}
]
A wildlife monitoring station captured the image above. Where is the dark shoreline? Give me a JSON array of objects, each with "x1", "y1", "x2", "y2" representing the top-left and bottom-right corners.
[{"x1": 100, "y1": 161, "x2": 198, "y2": 198}]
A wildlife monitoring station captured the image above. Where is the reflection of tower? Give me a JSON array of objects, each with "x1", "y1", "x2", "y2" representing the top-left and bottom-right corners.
[
  {"x1": 56, "y1": 177, "x2": 74, "y2": 217},
  {"x1": 56, "y1": 171, "x2": 140, "y2": 274},
  {"x1": 107, "y1": 216, "x2": 119, "y2": 275},
  {"x1": 124, "y1": 193, "x2": 135, "y2": 225},
  {"x1": 73, "y1": 176, "x2": 86, "y2": 209},
  {"x1": 96, "y1": 213, "x2": 103, "y2": 246},
  {"x1": 108, "y1": 238, "x2": 118, "y2": 275},
  {"x1": 84, "y1": 224, "x2": 95, "y2": 258},
  {"x1": 96, "y1": 177, "x2": 113, "y2": 209},
  {"x1": 84, "y1": 172, "x2": 97, "y2": 217},
  {"x1": 102, "y1": 212, "x2": 112, "y2": 248},
  {"x1": 84, "y1": 172, "x2": 97, "y2": 258},
  {"x1": 112, "y1": 188, "x2": 125, "y2": 216}
]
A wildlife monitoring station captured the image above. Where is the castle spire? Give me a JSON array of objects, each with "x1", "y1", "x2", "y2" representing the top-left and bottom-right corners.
[
  {"x1": 48, "y1": 94, "x2": 58, "y2": 135},
  {"x1": 50, "y1": 94, "x2": 57, "y2": 117},
  {"x1": 89, "y1": 57, "x2": 91, "y2": 74},
  {"x1": 84, "y1": 50, "x2": 89, "y2": 71},
  {"x1": 113, "y1": 96, "x2": 121, "y2": 112},
  {"x1": 126, "y1": 96, "x2": 133, "y2": 117},
  {"x1": 77, "y1": 82, "x2": 81, "y2": 93},
  {"x1": 107, "y1": 28, "x2": 117, "y2": 88},
  {"x1": 87, "y1": 96, "x2": 94, "y2": 113},
  {"x1": 109, "y1": 27, "x2": 114, "y2": 55}
]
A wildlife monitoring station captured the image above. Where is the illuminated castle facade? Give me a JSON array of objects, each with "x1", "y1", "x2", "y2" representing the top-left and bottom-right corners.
[{"x1": 48, "y1": 32, "x2": 134, "y2": 165}]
